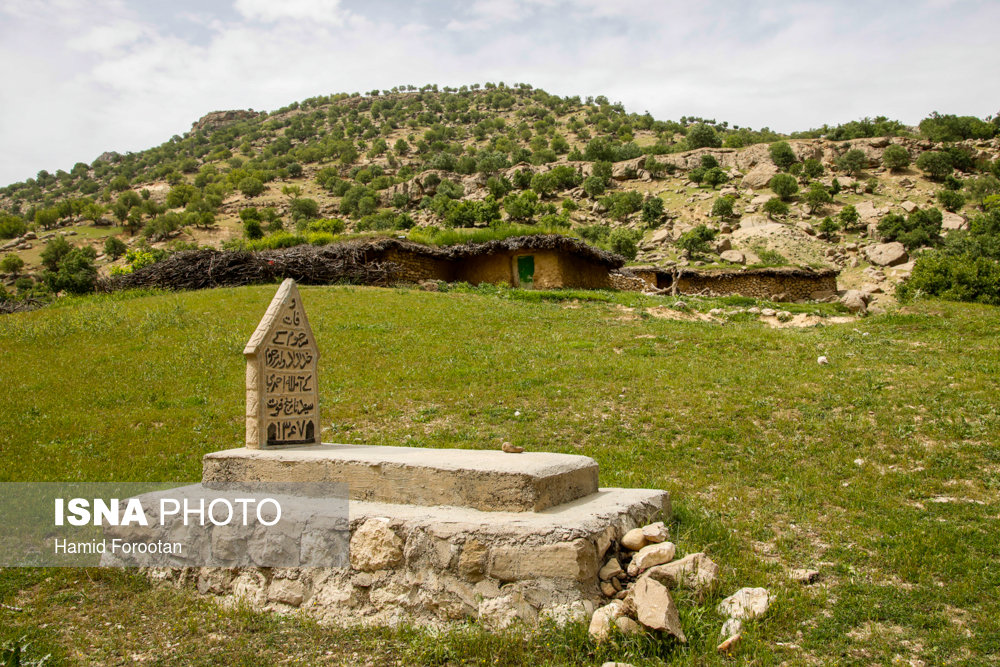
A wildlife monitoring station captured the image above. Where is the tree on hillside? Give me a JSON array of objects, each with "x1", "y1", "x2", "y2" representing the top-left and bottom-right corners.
[
  {"x1": 1, "y1": 253, "x2": 25, "y2": 276},
  {"x1": 916, "y1": 151, "x2": 953, "y2": 181},
  {"x1": 882, "y1": 145, "x2": 910, "y2": 172},
  {"x1": 769, "y1": 141, "x2": 796, "y2": 170},
  {"x1": 677, "y1": 224, "x2": 717, "y2": 259},
  {"x1": 104, "y1": 236, "x2": 127, "y2": 260},
  {"x1": 837, "y1": 149, "x2": 868, "y2": 177},
  {"x1": 769, "y1": 174, "x2": 799, "y2": 201},
  {"x1": 804, "y1": 182, "x2": 832, "y2": 213},
  {"x1": 686, "y1": 123, "x2": 721, "y2": 149}
]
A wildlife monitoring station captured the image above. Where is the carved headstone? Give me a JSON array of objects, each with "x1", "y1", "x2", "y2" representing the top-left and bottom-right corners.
[{"x1": 244, "y1": 279, "x2": 320, "y2": 449}]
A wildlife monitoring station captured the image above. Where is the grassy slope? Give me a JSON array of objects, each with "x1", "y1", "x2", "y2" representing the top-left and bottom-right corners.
[{"x1": 1, "y1": 286, "x2": 998, "y2": 665}]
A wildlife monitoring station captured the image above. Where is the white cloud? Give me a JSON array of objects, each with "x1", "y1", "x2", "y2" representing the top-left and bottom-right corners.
[
  {"x1": 1, "y1": 1, "x2": 999, "y2": 185},
  {"x1": 233, "y1": 0, "x2": 349, "y2": 25}
]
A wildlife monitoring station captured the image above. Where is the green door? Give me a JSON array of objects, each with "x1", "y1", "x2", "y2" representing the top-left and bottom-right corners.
[{"x1": 517, "y1": 255, "x2": 534, "y2": 287}]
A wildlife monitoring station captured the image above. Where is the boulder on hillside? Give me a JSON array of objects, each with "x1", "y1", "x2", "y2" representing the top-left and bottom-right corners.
[
  {"x1": 942, "y1": 211, "x2": 968, "y2": 231},
  {"x1": 740, "y1": 163, "x2": 778, "y2": 189},
  {"x1": 865, "y1": 242, "x2": 908, "y2": 267}
]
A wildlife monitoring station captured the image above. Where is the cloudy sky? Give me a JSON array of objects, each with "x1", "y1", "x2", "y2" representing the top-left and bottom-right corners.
[{"x1": 1, "y1": 0, "x2": 997, "y2": 185}]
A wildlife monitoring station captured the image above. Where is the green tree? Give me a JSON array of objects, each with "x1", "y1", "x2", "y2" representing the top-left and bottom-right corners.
[
  {"x1": 702, "y1": 167, "x2": 729, "y2": 188},
  {"x1": 35, "y1": 207, "x2": 60, "y2": 230},
  {"x1": 882, "y1": 145, "x2": 910, "y2": 172},
  {"x1": 608, "y1": 229, "x2": 640, "y2": 260},
  {"x1": 686, "y1": 123, "x2": 721, "y2": 149},
  {"x1": 817, "y1": 216, "x2": 840, "y2": 240},
  {"x1": 244, "y1": 219, "x2": 264, "y2": 240},
  {"x1": 582, "y1": 175, "x2": 606, "y2": 198},
  {"x1": 916, "y1": 151, "x2": 953, "y2": 181},
  {"x1": 804, "y1": 182, "x2": 833, "y2": 213},
  {"x1": 642, "y1": 196, "x2": 665, "y2": 225},
  {"x1": 676, "y1": 224, "x2": 717, "y2": 259},
  {"x1": 877, "y1": 208, "x2": 943, "y2": 249},
  {"x1": 838, "y1": 204, "x2": 860, "y2": 230},
  {"x1": 1, "y1": 253, "x2": 25, "y2": 275},
  {"x1": 762, "y1": 197, "x2": 790, "y2": 219},
  {"x1": 937, "y1": 189, "x2": 965, "y2": 212},
  {"x1": 837, "y1": 149, "x2": 868, "y2": 176},
  {"x1": 289, "y1": 198, "x2": 320, "y2": 221},
  {"x1": 769, "y1": 174, "x2": 799, "y2": 201},
  {"x1": 769, "y1": 141, "x2": 796, "y2": 169},
  {"x1": 103, "y1": 236, "x2": 127, "y2": 260},
  {"x1": 502, "y1": 191, "x2": 538, "y2": 221},
  {"x1": 711, "y1": 196, "x2": 735, "y2": 218},
  {"x1": 239, "y1": 177, "x2": 266, "y2": 198},
  {"x1": 802, "y1": 158, "x2": 824, "y2": 180},
  {"x1": 40, "y1": 236, "x2": 73, "y2": 271},
  {"x1": 45, "y1": 247, "x2": 97, "y2": 294}
]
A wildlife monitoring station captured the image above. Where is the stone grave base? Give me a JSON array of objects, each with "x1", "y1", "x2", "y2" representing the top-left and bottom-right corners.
[{"x1": 150, "y1": 445, "x2": 668, "y2": 628}]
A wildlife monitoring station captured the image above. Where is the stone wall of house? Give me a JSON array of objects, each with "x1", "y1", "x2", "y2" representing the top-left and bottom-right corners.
[
  {"x1": 552, "y1": 254, "x2": 613, "y2": 290},
  {"x1": 383, "y1": 249, "x2": 454, "y2": 283},
  {"x1": 609, "y1": 273, "x2": 648, "y2": 291},
  {"x1": 455, "y1": 252, "x2": 515, "y2": 285},
  {"x1": 673, "y1": 272, "x2": 838, "y2": 301}
]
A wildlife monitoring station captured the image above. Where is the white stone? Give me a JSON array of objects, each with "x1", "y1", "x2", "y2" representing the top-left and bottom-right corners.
[
  {"x1": 621, "y1": 528, "x2": 648, "y2": 551},
  {"x1": 641, "y1": 521, "x2": 668, "y2": 543},
  {"x1": 717, "y1": 587, "x2": 773, "y2": 621},
  {"x1": 632, "y1": 577, "x2": 687, "y2": 642},
  {"x1": 720, "y1": 249, "x2": 746, "y2": 264},
  {"x1": 627, "y1": 542, "x2": 676, "y2": 576},
  {"x1": 350, "y1": 518, "x2": 404, "y2": 572},
  {"x1": 599, "y1": 558, "x2": 624, "y2": 581},
  {"x1": 720, "y1": 617, "x2": 743, "y2": 639},
  {"x1": 589, "y1": 600, "x2": 627, "y2": 640},
  {"x1": 643, "y1": 552, "x2": 720, "y2": 596},
  {"x1": 865, "y1": 242, "x2": 908, "y2": 267}
]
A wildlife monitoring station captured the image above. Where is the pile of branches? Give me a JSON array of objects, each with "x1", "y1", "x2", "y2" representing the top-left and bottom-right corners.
[
  {"x1": 98, "y1": 245, "x2": 398, "y2": 292},
  {"x1": 0, "y1": 298, "x2": 45, "y2": 315}
]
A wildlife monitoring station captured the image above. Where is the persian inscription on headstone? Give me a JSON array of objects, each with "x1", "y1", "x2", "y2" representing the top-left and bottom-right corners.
[{"x1": 244, "y1": 279, "x2": 320, "y2": 449}]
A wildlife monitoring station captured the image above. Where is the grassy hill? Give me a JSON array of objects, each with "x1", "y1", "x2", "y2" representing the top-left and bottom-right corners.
[
  {"x1": 2, "y1": 84, "x2": 999, "y2": 309},
  {"x1": 2, "y1": 285, "x2": 998, "y2": 664}
]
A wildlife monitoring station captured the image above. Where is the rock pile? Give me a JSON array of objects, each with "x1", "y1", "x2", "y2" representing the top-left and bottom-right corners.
[{"x1": 587, "y1": 520, "x2": 774, "y2": 655}]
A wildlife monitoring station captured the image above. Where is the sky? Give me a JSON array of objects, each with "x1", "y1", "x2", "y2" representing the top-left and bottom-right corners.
[{"x1": 1, "y1": 0, "x2": 998, "y2": 186}]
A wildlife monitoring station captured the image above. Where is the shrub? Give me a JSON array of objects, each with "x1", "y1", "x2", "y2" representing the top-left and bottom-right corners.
[
  {"x1": 838, "y1": 204, "x2": 860, "y2": 230},
  {"x1": 753, "y1": 247, "x2": 788, "y2": 266},
  {"x1": 239, "y1": 177, "x2": 265, "y2": 197},
  {"x1": 579, "y1": 224, "x2": 610, "y2": 244},
  {"x1": 882, "y1": 144, "x2": 910, "y2": 171},
  {"x1": 1, "y1": 253, "x2": 25, "y2": 275},
  {"x1": 898, "y1": 250, "x2": 1000, "y2": 305},
  {"x1": 676, "y1": 224, "x2": 717, "y2": 258},
  {"x1": 700, "y1": 155, "x2": 719, "y2": 169},
  {"x1": 937, "y1": 189, "x2": 965, "y2": 212},
  {"x1": 103, "y1": 236, "x2": 127, "y2": 259},
  {"x1": 804, "y1": 182, "x2": 832, "y2": 213},
  {"x1": 305, "y1": 218, "x2": 346, "y2": 235},
  {"x1": 817, "y1": 216, "x2": 840, "y2": 239},
  {"x1": 769, "y1": 173, "x2": 799, "y2": 201},
  {"x1": 762, "y1": 197, "x2": 790, "y2": 218},
  {"x1": 44, "y1": 246, "x2": 97, "y2": 294},
  {"x1": 0, "y1": 214, "x2": 27, "y2": 239},
  {"x1": 916, "y1": 151, "x2": 953, "y2": 180},
  {"x1": 641, "y1": 196, "x2": 665, "y2": 225},
  {"x1": 703, "y1": 167, "x2": 729, "y2": 188},
  {"x1": 711, "y1": 196, "x2": 735, "y2": 218},
  {"x1": 769, "y1": 141, "x2": 796, "y2": 169},
  {"x1": 837, "y1": 149, "x2": 868, "y2": 176},
  {"x1": 40, "y1": 236, "x2": 73, "y2": 271},
  {"x1": 877, "y1": 208, "x2": 943, "y2": 249},
  {"x1": 608, "y1": 228, "x2": 640, "y2": 260},
  {"x1": 966, "y1": 175, "x2": 1000, "y2": 207},
  {"x1": 686, "y1": 123, "x2": 721, "y2": 149},
  {"x1": 244, "y1": 219, "x2": 264, "y2": 240},
  {"x1": 502, "y1": 191, "x2": 538, "y2": 221},
  {"x1": 802, "y1": 158, "x2": 824, "y2": 180}
]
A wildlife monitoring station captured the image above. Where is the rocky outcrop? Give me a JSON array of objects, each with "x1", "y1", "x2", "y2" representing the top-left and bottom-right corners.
[{"x1": 191, "y1": 109, "x2": 262, "y2": 134}]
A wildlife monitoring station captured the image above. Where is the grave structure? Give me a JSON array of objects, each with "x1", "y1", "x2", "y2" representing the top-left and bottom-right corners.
[{"x1": 170, "y1": 279, "x2": 669, "y2": 627}]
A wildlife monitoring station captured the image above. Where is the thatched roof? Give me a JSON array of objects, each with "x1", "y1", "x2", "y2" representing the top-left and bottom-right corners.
[
  {"x1": 360, "y1": 234, "x2": 624, "y2": 267},
  {"x1": 99, "y1": 234, "x2": 622, "y2": 292}
]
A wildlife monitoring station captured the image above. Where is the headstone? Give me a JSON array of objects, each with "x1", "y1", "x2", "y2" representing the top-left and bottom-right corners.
[{"x1": 244, "y1": 279, "x2": 320, "y2": 448}]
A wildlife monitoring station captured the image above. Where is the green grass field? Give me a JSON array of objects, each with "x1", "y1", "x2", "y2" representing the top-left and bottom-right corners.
[{"x1": 1, "y1": 285, "x2": 998, "y2": 665}]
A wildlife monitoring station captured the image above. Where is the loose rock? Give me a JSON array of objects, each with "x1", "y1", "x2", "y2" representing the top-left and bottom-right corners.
[
  {"x1": 501, "y1": 441, "x2": 524, "y2": 454},
  {"x1": 641, "y1": 521, "x2": 668, "y2": 543},
  {"x1": 621, "y1": 527, "x2": 648, "y2": 551},
  {"x1": 589, "y1": 600, "x2": 627, "y2": 641},
  {"x1": 644, "y1": 552, "x2": 719, "y2": 597},
  {"x1": 721, "y1": 617, "x2": 743, "y2": 638},
  {"x1": 717, "y1": 634, "x2": 741, "y2": 654},
  {"x1": 717, "y1": 587, "x2": 773, "y2": 621},
  {"x1": 599, "y1": 557, "x2": 624, "y2": 581},
  {"x1": 632, "y1": 577, "x2": 687, "y2": 642},
  {"x1": 790, "y1": 568, "x2": 820, "y2": 584},
  {"x1": 627, "y1": 542, "x2": 676, "y2": 577}
]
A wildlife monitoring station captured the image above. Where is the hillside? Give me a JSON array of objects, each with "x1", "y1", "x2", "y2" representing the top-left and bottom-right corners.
[
  {"x1": 1, "y1": 286, "x2": 998, "y2": 663},
  {"x1": 2, "y1": 84, "x2": 999, "y2": 310}
]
